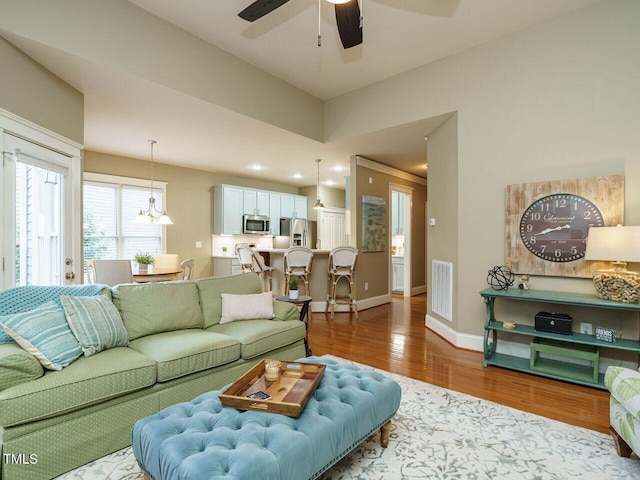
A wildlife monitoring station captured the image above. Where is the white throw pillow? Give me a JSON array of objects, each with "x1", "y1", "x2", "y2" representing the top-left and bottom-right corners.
[{"x1": 220, "y1": 292, "x2": 275, "y2": 325}]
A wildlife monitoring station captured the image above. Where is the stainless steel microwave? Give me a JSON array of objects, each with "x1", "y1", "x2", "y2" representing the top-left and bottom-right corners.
[{"x1": 243, "y1": 215, "x2": 270, "y2": 234}]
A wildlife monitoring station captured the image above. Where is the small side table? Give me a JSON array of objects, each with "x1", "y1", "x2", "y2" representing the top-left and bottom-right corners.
[{"x1": 276, "y1": 295, "x2": 312, "y2": 356}]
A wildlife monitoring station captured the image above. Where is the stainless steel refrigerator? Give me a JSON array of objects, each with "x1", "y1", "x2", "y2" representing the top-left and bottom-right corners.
[{"x1": 280, "y1": 218, "x2": 309, "y2": 247}]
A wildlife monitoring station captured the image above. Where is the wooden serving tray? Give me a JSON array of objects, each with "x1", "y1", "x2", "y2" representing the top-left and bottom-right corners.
[{"x1": 219, "y1": 360, "x2": 326, "y2": 417}]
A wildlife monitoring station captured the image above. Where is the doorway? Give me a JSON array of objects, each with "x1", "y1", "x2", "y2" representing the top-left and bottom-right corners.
[
  {"x1": 389, "y1": 184, "x2": 412, "y2": 296},
  {"x1": 1, "y1": 126, "x2": 82, "y2": 289}
]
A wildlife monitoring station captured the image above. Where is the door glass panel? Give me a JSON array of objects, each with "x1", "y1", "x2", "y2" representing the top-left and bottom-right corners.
[{"x1": 15, "y1": 161, "x2": 64, "y2": 286}]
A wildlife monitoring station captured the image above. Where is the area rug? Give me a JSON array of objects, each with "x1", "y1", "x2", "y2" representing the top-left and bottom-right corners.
[{"x1": 56, "y1": 357, "x2": 640, "y2": 479}]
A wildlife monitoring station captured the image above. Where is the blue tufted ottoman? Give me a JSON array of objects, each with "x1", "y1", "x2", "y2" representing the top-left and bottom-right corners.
[{"x1": 131, "y1": 357, "x2": 401, "y2": 480}]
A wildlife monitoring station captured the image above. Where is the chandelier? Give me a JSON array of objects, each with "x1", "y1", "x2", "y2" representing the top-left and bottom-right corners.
[{"x1": 135, "y1": 140, "x2": 173, "y2": 225}]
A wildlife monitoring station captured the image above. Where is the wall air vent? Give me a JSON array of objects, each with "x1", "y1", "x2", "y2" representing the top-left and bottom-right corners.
[{"x1": 432, "y1": 260, "x2": 453, "y2": 321}]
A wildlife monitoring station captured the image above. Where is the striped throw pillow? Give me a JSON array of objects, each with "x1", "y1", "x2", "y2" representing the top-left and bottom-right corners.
[
  {"x1": 0, "y1": 302, "x2": 82, "y2": 370},
  {"x1": 60, "y1": 295, "x2": 129, "y2": 357}
]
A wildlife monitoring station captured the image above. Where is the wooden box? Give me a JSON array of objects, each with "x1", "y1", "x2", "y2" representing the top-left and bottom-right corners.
[{"x1": 219, "y1": 360, "x2": 326, "y2": 417}]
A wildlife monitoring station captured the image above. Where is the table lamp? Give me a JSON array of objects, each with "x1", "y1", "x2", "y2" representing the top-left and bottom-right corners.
[{"x1": 584, "y1": 225, "x2": 640, "y2": 303}]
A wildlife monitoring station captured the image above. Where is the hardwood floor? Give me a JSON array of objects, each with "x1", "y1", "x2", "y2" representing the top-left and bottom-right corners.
[{"x1": 309, "y1": 294, "x2": 610, "y2": 435}]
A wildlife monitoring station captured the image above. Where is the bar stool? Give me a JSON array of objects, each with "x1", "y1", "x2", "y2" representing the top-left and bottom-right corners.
[
  {"x1": 235, "y1": 245, "x2": 273, "y2": 292},
  {"x1": 253, "y1": 250, "x2": 274, "y2": 292},
  {"x1": 326, "y1": 246, "x2": 358, "y2": 320},
  {"x1": 235, "y1": 245, "x2": 254, "y2": 273},
  {"x1": 283, "y1": 247, "x2": 313, "y2": 296}
]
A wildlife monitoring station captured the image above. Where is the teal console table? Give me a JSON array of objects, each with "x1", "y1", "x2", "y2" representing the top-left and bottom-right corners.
[{"x1": 480, "y1": 288, "x2": 640, "y2": 389}]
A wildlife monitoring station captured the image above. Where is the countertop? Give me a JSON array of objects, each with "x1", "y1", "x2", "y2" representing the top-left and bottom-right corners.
[{"x1": 256, "y1": 248, "x2": 331, "y2": 254}]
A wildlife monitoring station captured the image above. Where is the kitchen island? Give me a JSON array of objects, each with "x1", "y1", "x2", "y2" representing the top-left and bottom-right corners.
[{"x1": 257, "y1": 249, "x2": 351, "y2": 313}]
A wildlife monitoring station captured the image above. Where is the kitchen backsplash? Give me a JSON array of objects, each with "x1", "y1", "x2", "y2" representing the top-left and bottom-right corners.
[{"x1": 212, "y1": 234, "x2": 274, "y2": 256}]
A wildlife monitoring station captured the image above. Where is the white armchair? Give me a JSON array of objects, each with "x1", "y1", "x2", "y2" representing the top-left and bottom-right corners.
[{"x1": 605, "y1": 365, "x2": 640, "y2": 457}]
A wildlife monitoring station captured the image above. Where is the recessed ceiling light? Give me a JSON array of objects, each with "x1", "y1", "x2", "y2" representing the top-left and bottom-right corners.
[
  {"x1": 249, "y1": 164, "x2": 263, "y2": 171},
  {"x1": 332, "y1": 165, "x2": 345, "y2": 172},
  {"x1": 292, "y1": 173, "x2": 302, "y2": 179},
  {"x1": 324, "y1": 180, "x2": 336, "y2": 186}
]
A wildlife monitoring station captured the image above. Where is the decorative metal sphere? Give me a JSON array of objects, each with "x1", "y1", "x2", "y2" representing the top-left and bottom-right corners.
[{"x1": 487, "y1": 266, "x2": 515, "y2": 291}]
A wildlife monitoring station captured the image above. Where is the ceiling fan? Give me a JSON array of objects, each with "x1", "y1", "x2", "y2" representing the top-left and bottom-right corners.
[{"x1": 239, "y1": 0, "x2": 363, "y2": 49}]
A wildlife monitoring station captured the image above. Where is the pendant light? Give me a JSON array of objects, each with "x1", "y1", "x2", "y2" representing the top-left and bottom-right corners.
[
  {"x1": 135, "y1": 140, "x2": 173, "y2": 225},
  {"x1": 313, "y1": 158, "x2": 325, "y2": 210}
]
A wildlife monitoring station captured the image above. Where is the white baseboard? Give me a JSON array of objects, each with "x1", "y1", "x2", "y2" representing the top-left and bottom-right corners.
[
  {"x1": 426, "y1": 315, "x2": 483, "y2": 352},
  {"x1": 411, "y1": 284, "x2": 427, "y2": 296},
  {"x1": 310, "y1": 293, "x2": 392, "y2": 313},
  {"x1": 425, "y1": 314, "x2": 637, "y2": 373}
]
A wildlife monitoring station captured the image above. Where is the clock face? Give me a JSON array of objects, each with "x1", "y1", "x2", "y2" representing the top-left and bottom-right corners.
[{"x1": 519, "y1": 194, "x2": 604, "y2": 263}]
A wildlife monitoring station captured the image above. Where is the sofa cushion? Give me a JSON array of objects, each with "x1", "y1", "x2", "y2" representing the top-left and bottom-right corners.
[
  {"x1": 128, "y1": 330, "x2": 241, "y2": 382},
  {"x1": 196, "y1": 273, "x2": 263, "y2": 328},
  {"x1": 0, "y1": 347, "x2": 156, "y2": 426},
  {"x1": 0, "y1": 343, "x2": 44, "y2": 391},
  {"x1": 61, "y1": 295, "x2": 130, "y2": 357},
  {"x1": 220, "y1": 291, "x2": 275, "y2": 325},
  {"x1": 0, "y1": 302, "x2": 83, "y2": 371},
  {"x1": 207, "y1": 320, "x2": 306, "y2": 359},
  {"x1": 112, "y1": 281, "x2": 203, "y2": 340}
]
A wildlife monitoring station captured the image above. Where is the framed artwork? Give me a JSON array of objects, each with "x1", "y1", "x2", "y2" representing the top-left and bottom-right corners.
[
  {"x1": 505, "y1": 174, "x2": 624, "y2": 278},
  {"x1": 362, "y1": 195, "x2": 386, "y2": 253}
]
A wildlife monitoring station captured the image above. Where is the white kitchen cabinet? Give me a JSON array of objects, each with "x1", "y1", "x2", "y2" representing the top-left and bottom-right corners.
[
  {"x1": 280, "y1": 194, "x2": 307, "y2": 219},
  {"x1": 215, "y1": 185, "x2": 307, "y2": 235},
  {"x1": 243, "y1": 189, "x2": 270, "y2": 216},
  {"x1": 280, "y1": 194, "x2": 294, "y2": 218},
  {"x1": 269, "y1": 193, "x2": 281, "y2": 235},
  {"x1": 213, "y1": 185, "x2": 243, "y2": 235},
  {"x1": 392, "y1": 256, "x2": 404, "y2": 293},
  {"x1": 213, "y1": 256, "x2": 242, "y2": 276},
  {"x1": 294, "y1": 196, "x2": 307, "y2": 219}
]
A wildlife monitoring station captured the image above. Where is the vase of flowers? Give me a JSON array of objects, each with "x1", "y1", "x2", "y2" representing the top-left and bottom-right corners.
[{"x1": 134, "y1": 252, "x2": 155, "y2": 272}]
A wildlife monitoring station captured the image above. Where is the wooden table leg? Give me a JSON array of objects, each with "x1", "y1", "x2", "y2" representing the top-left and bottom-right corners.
[{"x1": 380, "y1": 420, "x2": 392, "y2": 448}]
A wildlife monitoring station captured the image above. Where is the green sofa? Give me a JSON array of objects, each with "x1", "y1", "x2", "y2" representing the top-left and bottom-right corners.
[{"x1": 0, "y1": 273, "x2": 306, "y2": 480}]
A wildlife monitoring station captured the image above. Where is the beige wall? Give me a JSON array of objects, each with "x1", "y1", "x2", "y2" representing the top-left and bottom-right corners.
[
  {"x1": 353, "y1": 160, "x2": 427, "y2": 301},
  {"x1": 0, "y1": 36, "x2": 83, "y2": 143},
  {"x1": 426, "y1": 113, "x2": 458, "y2": 326},
  {"x1": 0, "y1": 0, "x2": 322, "y2": 142},
  {"x1": 84, "y1": 151, "x2": 302, "y2": 279},
  {"x1": 300, "y1": 185, "x2": 346, "y2": 221},
  {"x1": 326, "y1": 0, "x2": 640, "y2": 338}
]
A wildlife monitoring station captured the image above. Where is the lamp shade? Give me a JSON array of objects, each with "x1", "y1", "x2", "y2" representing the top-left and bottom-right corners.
[{"x1": 584, "y1": 226, "x2": 640, "y2": 262}]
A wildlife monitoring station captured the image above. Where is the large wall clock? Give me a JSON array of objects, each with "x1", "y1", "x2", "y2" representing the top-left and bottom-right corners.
[{"x1": 505, "y1": 175, "x2": 624, "y2": 278}]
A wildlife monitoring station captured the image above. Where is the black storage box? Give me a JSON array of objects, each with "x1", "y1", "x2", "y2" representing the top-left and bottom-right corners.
[{"x1": 534, "y1": 312, "x2": 572, "y2": 335}]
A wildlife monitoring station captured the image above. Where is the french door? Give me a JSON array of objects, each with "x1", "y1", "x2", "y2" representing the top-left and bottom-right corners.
[{"x1": 1, "y1": 118, "x2": 82, "y2": 289}]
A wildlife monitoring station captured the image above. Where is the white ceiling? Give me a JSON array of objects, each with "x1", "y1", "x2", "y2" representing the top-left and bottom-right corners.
[{"x1": 1, "y1": 0, "x2": 599, "y2": 188}]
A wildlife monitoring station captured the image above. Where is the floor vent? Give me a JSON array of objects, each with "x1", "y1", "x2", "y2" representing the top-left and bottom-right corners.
[{"x1": 432, "y1": 260, "x2": 453, "y2": 321}]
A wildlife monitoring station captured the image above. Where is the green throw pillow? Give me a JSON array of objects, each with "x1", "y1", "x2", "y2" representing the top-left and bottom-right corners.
[
  {"x1": 0, "y1": 301, "x2": 82, "y2": 370},
  {"x1": 61, "y1": 295, "x2": 130, "y2": 357}
]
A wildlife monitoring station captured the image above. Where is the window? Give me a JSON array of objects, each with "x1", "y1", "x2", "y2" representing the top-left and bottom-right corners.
[{"x1": 83, "y1": 173, "x2": 167, "y2": 282}]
